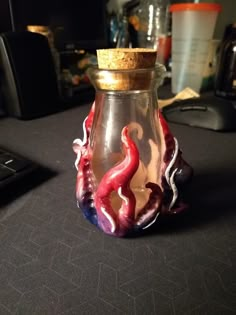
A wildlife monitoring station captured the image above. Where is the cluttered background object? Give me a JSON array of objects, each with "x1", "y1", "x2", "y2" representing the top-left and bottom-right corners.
[
  {"x1": 0, "y1": 0, "x2": 235, "y2": 127},
  {"x1": 107, "y1": 0, "x2": 236, "y2": 131}
]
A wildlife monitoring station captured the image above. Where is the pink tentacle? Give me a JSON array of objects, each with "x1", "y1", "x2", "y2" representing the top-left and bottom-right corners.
[{"x1": 94, "y1": 126, "x2": 139, "y2": 235}]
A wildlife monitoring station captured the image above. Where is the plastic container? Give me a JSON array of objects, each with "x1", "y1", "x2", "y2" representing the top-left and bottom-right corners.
[{"x1": 170, "y1": 3, "x2": 221, "y2": 94}]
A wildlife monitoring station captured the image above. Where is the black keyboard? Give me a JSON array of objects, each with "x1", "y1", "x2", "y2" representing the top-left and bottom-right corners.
[{"x1": 0, "y1": 148, "x2": 38, "y2": 190}]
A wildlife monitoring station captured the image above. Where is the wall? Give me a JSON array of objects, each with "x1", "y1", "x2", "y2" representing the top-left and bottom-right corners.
[
  {"x1": 0, "y1": 0, "x2": 12, "y2": 32},
  {"x1": 214, "y1": 0, "x2": 236, "y2": 39}
]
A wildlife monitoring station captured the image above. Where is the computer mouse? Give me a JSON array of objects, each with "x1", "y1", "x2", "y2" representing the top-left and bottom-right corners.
[{"x1": 161, "y1": 95, "x2": 236, "y2": 131}]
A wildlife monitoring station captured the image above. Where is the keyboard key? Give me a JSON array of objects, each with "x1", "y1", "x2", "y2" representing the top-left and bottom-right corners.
[
  {"x1": 0, "y1": 154, "x2": 31, "y2": 172},
  {"x1": 0, "y1": 165, "x2": 15, "y2": 181},
  {"x1": 4, "y1": 159, "x2": 30, "y2": 172},
  {"x1": 0, "y1": 154, "x2": 12, "y2": 163},
  {"x1": 0, "y1": 148, "x2": 38, "y2": 192}
]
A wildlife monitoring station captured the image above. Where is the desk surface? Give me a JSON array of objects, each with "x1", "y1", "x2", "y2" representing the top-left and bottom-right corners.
[{"x1": 0, "y1": 102, "x2": 236, "y2": 315}]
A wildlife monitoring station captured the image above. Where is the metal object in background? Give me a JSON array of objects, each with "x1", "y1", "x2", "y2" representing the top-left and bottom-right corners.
[{"x1": 215, "y1": 23, "x2": 236, "y2": 100}]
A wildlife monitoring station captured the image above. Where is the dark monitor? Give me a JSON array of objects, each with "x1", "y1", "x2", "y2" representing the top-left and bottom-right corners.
[{"x1": 9, "y1": 0, "x2": 109, "y2": 51}]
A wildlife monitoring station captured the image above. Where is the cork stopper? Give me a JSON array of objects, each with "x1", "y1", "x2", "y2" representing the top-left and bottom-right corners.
[
  {"x1": 92, "y1": 48, "x2": 158, "y2": 91},
  {"x1": 96, "y1": 48, "x2": 157, "y2": 70}
]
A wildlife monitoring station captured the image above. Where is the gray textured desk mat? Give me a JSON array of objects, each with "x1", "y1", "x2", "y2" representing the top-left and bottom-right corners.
[{"x1": 0, "y1": 105, "x2": 235, "y2": 315}]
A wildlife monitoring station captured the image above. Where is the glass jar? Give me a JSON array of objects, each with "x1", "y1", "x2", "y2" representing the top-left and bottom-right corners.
[
  {"x1": 73, "y1": 64, "x2": 192, "y2": 237},
  {"x1": 132, "y1": 0, "x2": 170, "y2": 49}
]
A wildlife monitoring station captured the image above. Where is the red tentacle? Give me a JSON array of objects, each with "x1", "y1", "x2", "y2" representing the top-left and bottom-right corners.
[{"x1": 94, "y1": 126, "x2": 139, "y2": 235}]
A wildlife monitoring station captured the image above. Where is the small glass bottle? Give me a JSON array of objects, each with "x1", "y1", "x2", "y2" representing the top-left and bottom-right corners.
[{"x1": 73, "y1": 49, "x2": 192, "y2": 237}]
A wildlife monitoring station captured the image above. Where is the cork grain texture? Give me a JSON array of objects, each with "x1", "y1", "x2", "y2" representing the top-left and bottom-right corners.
[{"x1": 96, "y1": 48, "x2": 157, "y2": 70}]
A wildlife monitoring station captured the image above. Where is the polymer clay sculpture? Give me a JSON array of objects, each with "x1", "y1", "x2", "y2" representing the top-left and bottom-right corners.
[{"x1": 73, "y1": 49, "x2": 193, "y2": 237}]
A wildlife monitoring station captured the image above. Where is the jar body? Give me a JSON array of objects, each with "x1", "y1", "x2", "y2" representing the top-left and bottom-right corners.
[
  {"x1": 91, "y1": 89, "x2": 162, "y2": 214},
  {"x1": 73, "y1": 65, "x2": 192, "y2": 237}
]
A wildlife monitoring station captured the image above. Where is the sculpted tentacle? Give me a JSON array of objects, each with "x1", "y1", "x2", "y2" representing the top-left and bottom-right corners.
[
  {"x1": 94, "y1": 126, "x2": 139, "y2": 236},
  {"x1": 158, "y1": 110, "x2": 193, "y2": 214},
  {"x1": 73, "y1": 102, "x2": 97, "y2": 225}
]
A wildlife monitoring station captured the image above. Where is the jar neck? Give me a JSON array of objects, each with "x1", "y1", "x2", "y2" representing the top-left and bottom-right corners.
[{"x1": 87, "y1": 64, "x2": 165, "y2": 92}]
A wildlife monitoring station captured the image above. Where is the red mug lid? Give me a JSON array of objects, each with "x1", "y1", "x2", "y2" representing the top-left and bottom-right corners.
[{"x1": 170, "y1": 3, "x2": 222, "y2": 12}]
